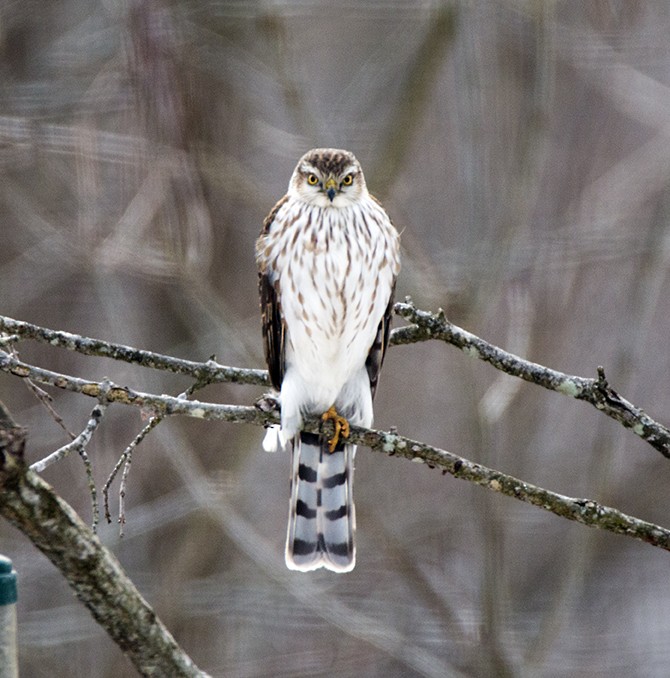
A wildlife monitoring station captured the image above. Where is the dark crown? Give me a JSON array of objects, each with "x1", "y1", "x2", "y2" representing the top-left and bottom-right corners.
[{"x1": 300, "y1": 148, "x2": 359, "y2": 176}]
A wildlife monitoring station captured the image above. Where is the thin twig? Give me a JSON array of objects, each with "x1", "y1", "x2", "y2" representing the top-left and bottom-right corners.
[
  {"x1": 104, "y1": 379, "x2": 213, "y2": 532},
  {"x1": 78, "y1": 434, "x2": 100, "y2": 532},
  {"x1": 119, "y1": 417, "x2": 161, "y2": 534},
  {"x1": 30, "y1": 402, "x2": 107, "y2": 472},
  {"x1": 30, "y1": 401, "x2": 107, "y2": 531},
  {"x1": 103, "y1": 415, "x2": 161, "y2": 528},
  {"x1": 23, "y1": 374, "x2": 77, "y2": 440}
]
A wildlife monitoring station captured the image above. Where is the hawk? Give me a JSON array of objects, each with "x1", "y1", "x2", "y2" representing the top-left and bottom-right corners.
[{"x1": 256, "y1": 148, "x2": 400, "y2": 572}]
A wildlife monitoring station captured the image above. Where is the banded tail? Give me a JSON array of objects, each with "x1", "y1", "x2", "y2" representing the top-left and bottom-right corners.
[{"x1": 286, "y1": 432, "x2": 356, "y2": 572}]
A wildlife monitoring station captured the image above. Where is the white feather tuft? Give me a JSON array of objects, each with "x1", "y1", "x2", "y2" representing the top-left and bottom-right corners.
[{"x1": 262, "y1": 425, "x2": 290, "y2": 453}]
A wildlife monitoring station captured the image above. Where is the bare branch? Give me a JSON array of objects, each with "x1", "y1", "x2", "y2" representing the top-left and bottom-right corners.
[
  {"x1": 22, "y1": 371, "x2": 77, "y2": 439},
  {"x1": 78, "y1": 429, "x2": 100, "y2": 532},
  {"x1": 30, "y1": 402, "x2": 107, "y2": 473},
  {"x1": 347, "y1": 425, "x2": 670, "y2": 553},
  {"x1": 392, "y1": 301, "x2": 670, "y2": 458},
  {"x1": 104, "y1": 377, "x2": 227, "y2": 531},
  {"x1": 0, "y1": 314, "x2": 268, "y2": 386},
  {"x1": 3, "y1": 309, "x2": 670, "y2": 555},
  {"x1": 2, "y1": 348, "x2": 667, "y2": 554},
  {"x1": 30, "y1": 401, "x2": 107, "y2": 531},
  {"x1": 0, "y1": 349, "x2": 267, "y2": 425},
  {"x1": 5, "y1": 308, "x2": 668, "y2": 460},
  {"x1": 103, "y1": 415, "x2": 161, "y2": 531}
]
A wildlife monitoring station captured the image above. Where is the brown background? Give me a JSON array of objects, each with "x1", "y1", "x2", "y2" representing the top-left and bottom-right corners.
[{"x1": 2, "y1": 2, "x2": 670, "y2": 676}]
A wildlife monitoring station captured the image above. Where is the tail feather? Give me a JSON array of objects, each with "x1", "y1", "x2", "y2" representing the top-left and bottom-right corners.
[{"x1": 286, "y1": 432, "x2": 356, "y2": 572}]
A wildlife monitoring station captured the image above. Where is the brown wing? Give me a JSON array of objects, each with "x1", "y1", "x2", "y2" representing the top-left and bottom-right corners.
[
  {"x1": 258, "y1": 195, "x2": 289, "y2": 391},
  {"x1": 365, "y1": 194, "x2": 398, "y2": 400},
  {"x1": 259, "y1": 274, "x2": 284, "y2": 390},
  {"x1": 365, "y1": 282, "x2": 396, "y2": 400}
]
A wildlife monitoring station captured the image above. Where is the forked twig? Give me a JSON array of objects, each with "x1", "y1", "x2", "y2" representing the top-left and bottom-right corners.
[{"x1": 103, "y1": 379, "x2": 212, "y2": 533}]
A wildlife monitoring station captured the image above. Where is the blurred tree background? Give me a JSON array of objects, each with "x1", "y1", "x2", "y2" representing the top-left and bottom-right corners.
[{"x1": 2, "y1": 1, "x2": 670, "y2": 676}]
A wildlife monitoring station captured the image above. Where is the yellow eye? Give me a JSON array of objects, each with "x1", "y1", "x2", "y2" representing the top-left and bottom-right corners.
[
  {"x1": 307, "y1": 174, "x2": 319, "y2": 186},
  {"x1": 342, "y1": 174, "x2": 353, "y2": 186}
]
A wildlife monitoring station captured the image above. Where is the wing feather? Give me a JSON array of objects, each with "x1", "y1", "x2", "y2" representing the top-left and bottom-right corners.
[
  {"x1": 365, "y1": 282, "x2": 396, "y2": 400},
  {"x1": 259, "y1": 273, "x2": 285, "y2": 390},
  {"x1": 258, "y1": 195, "x2": 289, "y2": 391}
]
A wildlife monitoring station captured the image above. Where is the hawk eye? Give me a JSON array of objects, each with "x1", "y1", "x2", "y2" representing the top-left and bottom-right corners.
[
  {"x1": 341, "y1": 174, "x2": 353, "y2": 186},
  {"x1": 307, "y1": 173, "x2": 319, "y2": 186}
]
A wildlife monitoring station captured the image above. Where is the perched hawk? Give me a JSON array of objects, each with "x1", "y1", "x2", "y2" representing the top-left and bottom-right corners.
[{"x1": 256, "y1": 148, "x2": 400, "y2": 572}]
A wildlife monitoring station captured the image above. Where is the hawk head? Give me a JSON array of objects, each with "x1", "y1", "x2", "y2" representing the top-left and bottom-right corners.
[{"x1": 289, "y1": 148, "x2": 368, "y2": 208}]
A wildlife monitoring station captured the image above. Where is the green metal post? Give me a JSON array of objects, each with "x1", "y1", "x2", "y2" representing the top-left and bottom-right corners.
[{"x1": 0, "y1": 556, "x2": 18, "y2": 678}]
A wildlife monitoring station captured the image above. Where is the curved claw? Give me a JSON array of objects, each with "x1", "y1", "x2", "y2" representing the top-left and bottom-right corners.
[{"x1": 321, "y1": 406, "x2": 350, "y2": 452}]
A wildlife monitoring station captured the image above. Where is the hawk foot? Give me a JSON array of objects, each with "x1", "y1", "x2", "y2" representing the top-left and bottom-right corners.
[{"x1": 321, "y1": 406, "x2": 350, "y2": 452}]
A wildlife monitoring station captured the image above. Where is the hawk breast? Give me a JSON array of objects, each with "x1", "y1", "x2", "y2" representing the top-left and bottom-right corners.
[{"x1": 262, "y1": 198, "x2": 399, "y2": 400}]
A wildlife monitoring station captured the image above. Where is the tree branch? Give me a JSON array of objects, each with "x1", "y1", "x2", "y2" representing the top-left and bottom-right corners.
[
  {"x1": 350, "y1": 425, "x2": 670, "y2": 552},
  {"x1": 0, "y1": 402, "x2": 208, "y2": 677},
  {"x1": 0, "y1": 314, "x2": 268, "y2": 386},
  {"x1": 3, "y1": 306, "x2": 669, "y2": 458},
  {"x1": 392, "y1": 301, "x2": 670, "y2": 458},
  {"x1": 3, "y1": 309, "x2": 670, "y2": 676},
  {"x1": 1, "y1": 350, "x2": 669, "y2": 554},
  {"x1": 30, "y1": 401, "x2": 107, "y2": 473},
  {"x1": 0, "y1": 350, "x2": 264, "y2": 424}
]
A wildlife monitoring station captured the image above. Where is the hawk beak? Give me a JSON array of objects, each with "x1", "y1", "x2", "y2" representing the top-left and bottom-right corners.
[{"x1": 324, "y1": 177, "x2": 337, "y2": 202}]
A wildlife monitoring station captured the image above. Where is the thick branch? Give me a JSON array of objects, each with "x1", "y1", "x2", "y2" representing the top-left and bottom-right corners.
[
  {"x1": 393, "y1": 301, "x2": 670, "y2": 458},
  {"x1": 0, "y1": 402, "x2": 208, "y2": 677}
]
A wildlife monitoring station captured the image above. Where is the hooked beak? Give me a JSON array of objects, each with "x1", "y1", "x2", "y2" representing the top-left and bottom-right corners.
[{"x1": 324, "y1": 177, "x2": 337, "y2": 202}]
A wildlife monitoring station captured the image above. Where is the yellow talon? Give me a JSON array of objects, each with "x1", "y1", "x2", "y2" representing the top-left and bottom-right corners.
[{"x1": 322, "y1": 406, "x2": 350, "y2": 452}]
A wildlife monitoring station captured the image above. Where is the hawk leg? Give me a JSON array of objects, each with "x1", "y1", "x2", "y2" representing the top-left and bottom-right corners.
[{"x1": 322, "y1": 406, "x2": 350, "y2": 453}]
